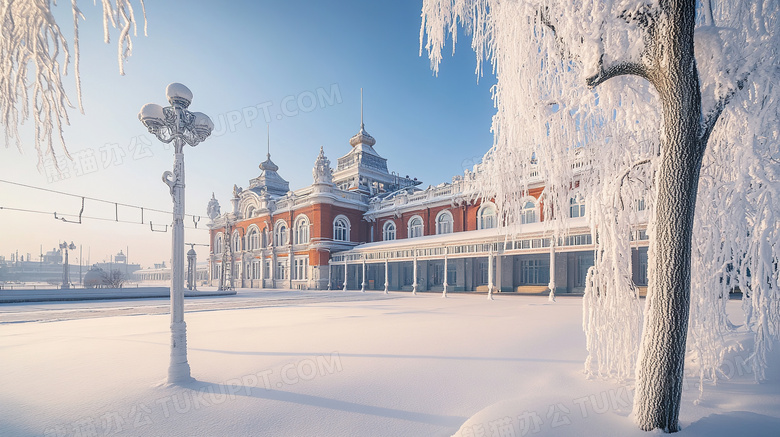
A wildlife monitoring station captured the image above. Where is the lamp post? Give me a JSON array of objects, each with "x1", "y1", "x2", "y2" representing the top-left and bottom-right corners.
[
  {"x1": 59, "y1": 241, "x2": 75, "y2": 289},
  {"x1": 139, "y1": 83, "x2": 213, "y2": 384}
]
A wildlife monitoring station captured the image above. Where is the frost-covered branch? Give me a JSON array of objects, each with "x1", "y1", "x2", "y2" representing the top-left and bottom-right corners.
[
  {"x1": 699, "y1": 74, "x2": 748, "y2": 148},
  {"x1": 0, "y1": 0, "x2": 147, "y2": 170},
  {"x1": 586, "y1": 58, "x2": 648, "y2": 88}
]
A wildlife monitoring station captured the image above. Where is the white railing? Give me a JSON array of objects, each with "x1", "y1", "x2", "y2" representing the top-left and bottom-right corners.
[{"x1": 369, "y1": 180, "x2": 471, "y2": 213}]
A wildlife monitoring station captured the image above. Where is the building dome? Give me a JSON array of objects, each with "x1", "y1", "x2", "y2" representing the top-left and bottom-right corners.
[{"x1": 349, "y1": 124, "x2": 376, "y2": 147}]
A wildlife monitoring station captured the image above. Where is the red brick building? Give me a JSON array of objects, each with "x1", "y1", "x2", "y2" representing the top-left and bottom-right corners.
[{"x1": 207, "y1": 121, "x2": 649, "y2": 293}]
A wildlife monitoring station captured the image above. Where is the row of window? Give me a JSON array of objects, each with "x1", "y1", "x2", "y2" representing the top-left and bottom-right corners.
[
  {"x1": 214, "y1": 215, "x2": 353, "y2": 254},
  {"x1": 382, "y1": 200, "x2": 538, "y2": 242},
  {"x1": 213, "y1": 256, "x2": 310, "y2": 281},
  {"x1": 215, "y1": 197, "x2": 589, "y2": 252}
]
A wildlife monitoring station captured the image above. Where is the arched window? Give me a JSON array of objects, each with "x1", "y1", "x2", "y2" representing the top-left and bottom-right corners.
[
  {"x1": 214, "y1": 233, "x2": 223, "y2": 254},
  {"x1": 408, "y1": 215, "x2": 424, "y2": 238},
  {"x1": 435, "y1": 210, "x2": 453, "y2": 235},
  {"x1": 478, "y1": 203, "x2": 497, "y2": 230},
  {"x1": 232, "y1": 231, "x2": 242, "y2": 252},
  {"x1": 333, "y1": 216, "x2": 350, "y2": 242},
  {"x1": 570, "y1": 194, "x2": 586, "y2": 218},
  {"x1": 246, "y1": 206, "x2": 255, "y2": 218},
  {"x1": 383, "y1": 221, "x2": 396, "y2": 241},
  {"x1": 274, "y1": 220, "x2": 288, "y2": 246},
  {"x1": 294, "y1": 215, "x2": 310, "y2": 245},
  {"x1": 246, "y1": 226, "x2": 260, "y2": 250},
  {"x1": 521, "y1": 200, "x2": 538, "y2": 224}
]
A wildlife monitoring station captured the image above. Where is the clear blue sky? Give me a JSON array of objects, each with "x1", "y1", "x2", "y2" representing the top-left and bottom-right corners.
[{"x1": 0, "y1": 1, "x2": 496, "y2": 268}]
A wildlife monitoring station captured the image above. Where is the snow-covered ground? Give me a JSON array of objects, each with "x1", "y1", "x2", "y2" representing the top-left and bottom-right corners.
[{"x1": 1, "y1": 291, "x2": 778, "y2": 436}]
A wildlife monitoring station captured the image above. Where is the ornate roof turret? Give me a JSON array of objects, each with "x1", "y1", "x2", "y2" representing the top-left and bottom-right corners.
[
  {"x1": 349, "y1": 124, "x2": 376, "y2": 147},
  {"x1": 259, "y1": 153, "x2": 279, "y2": 172},
  {"x1": 248, "y1": 128, "x2": 290, "y2": 196},
  {"x1": 207, "y1": 192, "x2": 221, "y2": 220},
  {"x1": 313, "y1": 146, "x2": 333, "y2": 185}
]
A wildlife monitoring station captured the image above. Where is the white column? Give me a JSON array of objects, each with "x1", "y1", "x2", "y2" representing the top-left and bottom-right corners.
[
  {"x1": 260, "y1": 254, "x2": 265, "y2": 289},
  {"x1": 327, "y1": 262, "x2": 332, "y2": 290},
  {"x1": 343, "y1": 259, "x2": 348, "y2": 292},
  {"x1": 168, "y1": 144, "x2": 192, "y2": 383},
  {"x1": 289, "y1": 244, "x2": 294, "y2": 290},
  {"x1": 361, "y1": 259, "x2": 366, "y2": 292},
  {"x1": 443, "y1": 248, "x2": 448, "y2": 298},
  {"x1": 384, "y1": 259, "x2": 389, "y2": 294},
  {"x1": 487, "y1": 248, "x2": 494, "y2": 300},
  {"x1": 412, "y1": 250, "x2": 418, "y2": 295},
  {"x1": 548, "y1": 239, "x2": 556, "y2": 302}
]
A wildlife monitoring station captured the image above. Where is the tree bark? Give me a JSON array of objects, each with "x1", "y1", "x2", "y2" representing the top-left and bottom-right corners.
[{"x1": 633, "y1": 0, "x2": 704, "y2": 432}]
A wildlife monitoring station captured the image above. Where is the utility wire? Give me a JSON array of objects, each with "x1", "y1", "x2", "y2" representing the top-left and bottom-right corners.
[
  {"x1": 0, "y1": 206, "x2": 207, "y2": 231},
  {"x1": 0, "y1": 179, "x2": 205, "y2": 219}
]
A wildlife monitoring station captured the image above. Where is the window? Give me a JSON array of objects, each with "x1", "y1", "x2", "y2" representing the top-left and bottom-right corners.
[
  {"x1": 264, "y1": 260, "x2": 271, "y2": 279},
  {"x1": 478, "y1": 261, "x2": 489, "y2": 285},
  {"x1": 245, "y1": 263, "x2": 251, "y2": 279},
  {"x1": 274, "y1": 221, "x2": 288, "y2": 246},
  {"x1": 575, "y1": 252, "x2": 595, "y2": 287},
  {"x1": 436, "y1": 211, "x2": 453, "y2": 234},
  {"x1": 261, "y1": 228, "x2": 268, "y2": 248},
  {"x1": 294, "y1": 257, "x2": 308, "y2": 280},
  {"x1": 247, "y1": 227, "x2": 260, "y2": 250},
  {"x1": 637, "y1": 248, "x2": 648, "y2": 286},
  {"x1": 214, "y1": 234, "x2": 223, "y2": 254},
  {"x1": 432, "y1": 262, "x2": 444, "y2": 285},
  {"x1": 478, "y1": 204, "x2": 497, "y2": 230},
  {"x1": 252, "y1": 261, "x2": 261, "y2": 279},
  {"x1": 276, "y1": 260, "x2": 287, "y2": 280},
  {"x1": 294, "y1": 215, "x2": 310, "y2": 245},
  {"x1": 570, "y1": 195, "x2": 586, "y2": 218},
  {"x1": 246, "y1": 206, "x2": 255, "y2": 218},
  {"x1": 519, "y1": 258, "x2": 549, "y2": 285},
  {"x1": 408, "y1": 216, "x2": 424, "y2": 238},
  {"x1": 232, "y1": 231, "x2": 241, "y2": 252},
  {"x1": 521, "y1": 201, "x2": 537, "y2": 224},
  {"x1": 383, "y1": 221, "x2": 396, "y2": 241},
  {"x1": 334, "y1": 216, "x2": 350, "y2": 242}
]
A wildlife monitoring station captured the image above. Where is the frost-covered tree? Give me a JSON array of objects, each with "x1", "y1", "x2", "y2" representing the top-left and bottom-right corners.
[
  {"x1": 0, "y1": 0, "x2": 146, "y2": 169},
  {"x1": 421, "y1": 0, "x2": 779, "y2": 433}
]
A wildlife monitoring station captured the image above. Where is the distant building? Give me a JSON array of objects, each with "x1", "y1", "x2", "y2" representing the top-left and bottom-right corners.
[{"x1": 0, "y1": 249, "x2": 140, "y2": 285}]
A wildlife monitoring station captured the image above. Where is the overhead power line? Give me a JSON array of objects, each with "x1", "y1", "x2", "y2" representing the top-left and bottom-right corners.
[
  {"x1": 0, "y1": 179, "x2": 205, "y2": 220},
  {"x1": 0, "y1": 206, "x2": 207, "y2": 231},
  {"x1": 0, "y1": 179, "x2": 210, "y2": 232}
]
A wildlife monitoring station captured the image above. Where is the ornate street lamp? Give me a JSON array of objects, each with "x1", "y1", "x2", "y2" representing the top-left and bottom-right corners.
[
  {"x1": 139, "y1": 83, "x2": 213, "y2": 384},
  {"x1": 59, "y1": 241, "x2": 76, "y2": 289}
]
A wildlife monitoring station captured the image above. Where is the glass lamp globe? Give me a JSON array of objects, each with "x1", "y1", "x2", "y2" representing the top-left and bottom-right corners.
[
  {"x1": 138, "y1": 103, "x2": 165, "y2": 128},
  {"x1": 192, "y1": 112, "x2": 215, "y2": 138},
  {"x1": 166, "y1": 83, "x2": 193, "y2": 108}
]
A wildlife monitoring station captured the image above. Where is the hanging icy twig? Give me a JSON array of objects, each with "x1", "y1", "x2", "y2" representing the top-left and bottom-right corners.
[{"x1": 0, "y1": 0, "x2": 147, "y2": 171}]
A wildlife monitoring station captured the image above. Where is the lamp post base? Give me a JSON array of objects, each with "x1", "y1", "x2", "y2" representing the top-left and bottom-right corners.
[{"x1": 167, "y1": 321, "x2": 193, "y2": 384}]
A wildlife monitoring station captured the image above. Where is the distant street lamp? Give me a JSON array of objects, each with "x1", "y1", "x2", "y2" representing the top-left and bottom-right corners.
[
  {"x1": 139, "y1": 83, "x2": 214, "y2": 384},
  {"x1": 59, "y1": 241, "x2": 76, "y2": 289}
]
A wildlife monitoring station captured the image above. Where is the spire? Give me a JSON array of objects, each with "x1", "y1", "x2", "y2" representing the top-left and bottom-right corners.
[
  {"x1": 350, "y1": 88, "x2": 376, "y2": 148},
  {"x1": 259, "y1": 125, "x2": 278, "y2": 172}
]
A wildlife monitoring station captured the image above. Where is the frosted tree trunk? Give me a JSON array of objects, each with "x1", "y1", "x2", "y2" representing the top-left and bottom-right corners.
[{"x1": 633, "y1": 2, "x2": 703, "y2": 431}]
